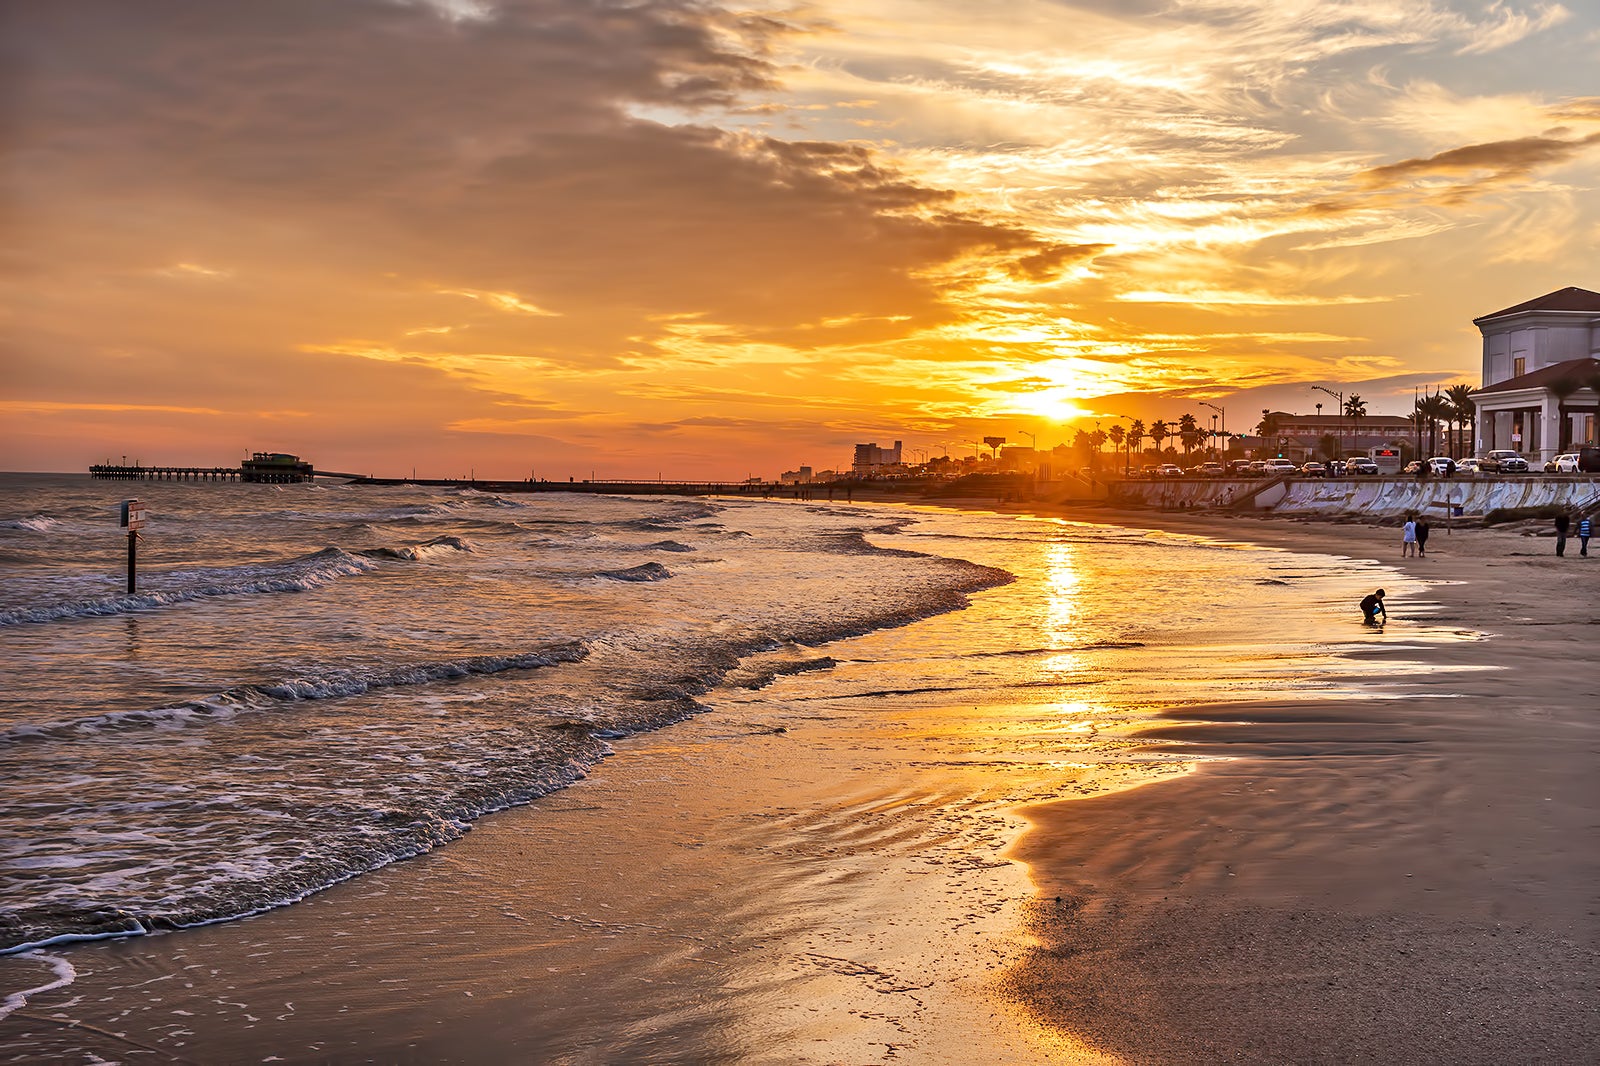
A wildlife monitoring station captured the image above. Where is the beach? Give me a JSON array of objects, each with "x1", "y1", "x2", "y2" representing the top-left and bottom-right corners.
[
  {"x1": 1001, "y1": 509, "x2": 1600, "y2": 1063},
  {"x1": 2, "y1": 490, "x2": 1596, "y2": 1063}
]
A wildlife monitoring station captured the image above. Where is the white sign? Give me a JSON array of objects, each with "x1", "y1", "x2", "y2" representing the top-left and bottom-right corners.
[
  {"x1": 1511, "y1": 432, "x2": 1522, "y2": 442},
  {"x1": 121, "y1": 500, "x2": 147, "y2": 530}
]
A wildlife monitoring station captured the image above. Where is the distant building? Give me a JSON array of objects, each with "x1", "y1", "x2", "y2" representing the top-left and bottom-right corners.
[
  {"x1": 1257, "y1": 412, "x2": 1413, "y2": 460},
  {"x1": 780, "y1": 466, "x2": 814, "y2": 485},
  {"x1": 1470, "y1": 286, "x2": 1600, "y2": 460},
  {"x1": 852, "y1": 440, "x2": 902, "y2": 477}
]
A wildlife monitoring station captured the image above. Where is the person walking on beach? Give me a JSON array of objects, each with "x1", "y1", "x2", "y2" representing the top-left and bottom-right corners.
[
  {"x1": 1415, "y1": 516, "x2": 1430, "y2": 557},
  {"x1": 1554, "y1": 512, "x2": 1570, "y2": 557},
  {"x1": 1580, "y1": 515, "x2": 1592, "y2": 557},
  {"x1": 1401, "y1": 515, "x2": 1417, "y2": 557},
  {"x1": 1360, "y1": 588, "x2": 1386, "y2": 625}
]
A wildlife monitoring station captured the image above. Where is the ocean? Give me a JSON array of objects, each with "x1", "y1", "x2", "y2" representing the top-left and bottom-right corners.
[{"x1": 1, "y1": 474, "x2": 1429, "y2": 975}]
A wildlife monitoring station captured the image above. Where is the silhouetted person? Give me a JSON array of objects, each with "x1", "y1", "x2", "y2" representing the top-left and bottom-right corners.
[
  {"x1": 1360, "y1": 588, "x2": 1386, "y2": 625},
  {"x1": 1415, "y1": 517, "x2": 1430, "y2": 557},
  {"x1": 1554, "y1": 512, "x2": 1570, "y2": 556},
  {"x1": 1580, "y1": 516, "x2": 1592, "y2": 557}
]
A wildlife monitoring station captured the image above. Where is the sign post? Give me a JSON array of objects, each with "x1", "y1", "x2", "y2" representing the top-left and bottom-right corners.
[{"x1": 120, "y1": 499, "x2": 147, "y2": 593}]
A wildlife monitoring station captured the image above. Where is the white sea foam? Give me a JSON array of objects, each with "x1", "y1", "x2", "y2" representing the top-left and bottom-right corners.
[{"x1": 0, "y1": 952, "x2": 77, "y2": 1021}]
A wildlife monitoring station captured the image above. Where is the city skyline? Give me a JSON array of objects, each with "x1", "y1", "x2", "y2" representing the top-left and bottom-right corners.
[{"x1": 5, "y1": 1, "x2": 1599, "y2": 479}]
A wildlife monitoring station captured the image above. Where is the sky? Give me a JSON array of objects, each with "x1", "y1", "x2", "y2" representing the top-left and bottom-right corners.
[{"x1": 4, "y1": 0, "x2": 1598, "y2": 479}]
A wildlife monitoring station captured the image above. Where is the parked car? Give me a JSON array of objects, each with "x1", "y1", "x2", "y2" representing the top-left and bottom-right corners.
[
  {"x1": 1426, "y1": 457, "x2": 1455, "y2": 475},
  {"x1": 1194, "y1": 461, "x2": 1225, "y2": 477},
  {"x1": 1545, "y1": 453, "x2": 1580, "y2": 473},
  {"x1": 1264, "y1": 458, "x2": 1298, "y2": 475},
  {"x1": 1345, "y1": 457, "x2": 1379, "y2": 475},
  {"x1": 1299, "y1": 461, "x2": 1326, "y2": 477},
  {"x1": 1454, "y1": 457, "x2": 1481, "y2": 475},
  {"x1": 1155, "y1": 463, "x2": 1184, "y2": 478},
  {"x1": 1326, "y1": 459, "x2": 1346, "y2": 476},
  {"x1": 1479, "y1": 450, "x2": 1529, "y2": 473},
  {"x1": 1228, "y1": 459, "x2": 1254, "y2": 476},
  {"x1": 1245, "y1": 460, "x2": 1269, "y2": 476}
]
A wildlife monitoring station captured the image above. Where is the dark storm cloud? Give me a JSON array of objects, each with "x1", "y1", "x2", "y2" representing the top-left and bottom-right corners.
[{"x1": 5, "y1": 0, "x2": 1049, "y2": 360}]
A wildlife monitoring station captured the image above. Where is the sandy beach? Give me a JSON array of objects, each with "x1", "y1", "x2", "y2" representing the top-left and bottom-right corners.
[
  {"x1": 982, "y1": 506, "x2": 1599, "y2": 1063},
  {"x1": 3, "y1": 501, "x2": 1596, "y2": 1063}
]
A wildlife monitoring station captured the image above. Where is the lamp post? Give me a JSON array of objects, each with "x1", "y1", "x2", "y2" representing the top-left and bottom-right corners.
[
  {"x1": 1311, "y1": 385, "x2": 1343, "y2": 462},
  {"x1": 1016, "y1": 429, "x2": 1037, "y2": 450},
  {"x1": 1115, "y1": 414, "x2": 1135, "y2": 476},
  {"x1": 1196, "y1": 401, "x2": 1225, "y2": 462}
]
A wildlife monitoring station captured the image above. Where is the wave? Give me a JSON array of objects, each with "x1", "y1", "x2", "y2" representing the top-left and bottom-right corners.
[
  {"x1": 0, "y1": 535, "x2": 472, "y2": 627},
  {"x1": 0, "y1": 642, "x2": 590, "y2": 745},
  {"x1": 356, "y1": 534, "x2": 476, "y2": 561},
  {"x1": 645, "y1": 540, "x2": 696, "y2": 553},
  {"x1": 593, "y1": 562, "x2": 672, "y2": 582},
  {"x1": 0, "y1": 515, "x2": 60, "y2": 532}
]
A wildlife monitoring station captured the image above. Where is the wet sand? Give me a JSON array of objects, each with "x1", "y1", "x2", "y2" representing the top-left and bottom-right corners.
[
  {"x1": 3, "y1": 504, "x2": 1595, "y2": 1063},
  {"x1": 994, "y1": 507, "x2": 1600, "y2": 1063}
]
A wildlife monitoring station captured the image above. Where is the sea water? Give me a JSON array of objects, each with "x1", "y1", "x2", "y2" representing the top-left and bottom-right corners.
[{"x1": 0, "y1": 475, "x2": 1423, "y2": 962}]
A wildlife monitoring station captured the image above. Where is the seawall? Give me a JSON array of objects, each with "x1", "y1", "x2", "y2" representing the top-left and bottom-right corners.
[{"x1": 1106, "y1": 475, "x2": 1600, "y2": 520}]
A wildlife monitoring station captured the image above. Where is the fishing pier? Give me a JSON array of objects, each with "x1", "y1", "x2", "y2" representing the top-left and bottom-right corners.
[{"x1": 90, "y1": 452, "x2": 322, "y2": 484}]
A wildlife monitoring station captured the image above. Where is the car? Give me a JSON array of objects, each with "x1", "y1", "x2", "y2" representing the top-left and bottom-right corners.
[
  {"x1": 1402, "y1": 460, "x2": 1422, "y2": 474},
  {"x1": 1454, "y1": 457, "x2": 1481, "y2": 475},
  {"x1": 1194, "y1": 461, "x2": 1225, "y2": 477},
  {"x1": 1299, "y1": 461, "x2": 1326, "y2": 477},
  {"x1": 1155, "y1": 463, "x2": 1184, "y2": 478},
  {"x1": 1245, "y1": 460, "x2": 1268, "y2": 476},
  {"x1": 1345, "y1": 457, "x2": 1379, "y2": 475},
  {"x1": 1326, "y1": 459, "x2": 1346, "y2": 477},
  {"x1": 1479, "y1": 450, "x2": 1529, "y2": 473},
  {"x1": 1265, "y1": 458, "x2": 1298, "y2": 475},
  {"x1": 1426, "y1": 457, "x2": 1455, "y2": 475},
  {"x1": 1545, "y1": 453, "x2": 1580, "y2": 473},
  {"x1": 1228, "y1": 459, "x2": 1254, "y2": 476}
]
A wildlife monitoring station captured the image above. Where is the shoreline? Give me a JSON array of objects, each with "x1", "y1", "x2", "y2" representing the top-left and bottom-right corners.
[
  {"x1": 949, "y1": 499, "x2": 1600, "y2": 1063},
  {"x1": 2, "y1": 498, "x2": 1593, "y2": 1062}
]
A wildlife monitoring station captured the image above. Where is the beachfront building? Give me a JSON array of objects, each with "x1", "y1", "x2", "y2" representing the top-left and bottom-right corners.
[
  {"x1": 1470, "y1": 286, "x2": 1600, "y2": 461},
  {"x1": 851, "y1": 440, "x2": 903, "y2": 477},
  {"x1": 1255, "y1": 412, "x2": 1415, "y2": 461}
]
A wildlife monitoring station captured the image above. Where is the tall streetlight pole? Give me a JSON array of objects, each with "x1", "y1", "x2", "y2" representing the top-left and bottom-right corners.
[
  {"x1": 1016, "y1": 429, "x2": 1037, "y2": 450},
  {"x1": 1196, "y1": 401, "x2": 1225, "y2": 462},
  {"x1": 1311, "y1": 385, "x2": 1343, "y2": 462},
  {"x1": 1115, "y1": 414, "x2": 1135, "y2": 476}
]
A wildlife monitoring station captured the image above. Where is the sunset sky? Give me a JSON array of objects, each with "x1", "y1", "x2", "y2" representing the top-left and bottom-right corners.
[{"x1": 5, "y1": 0, "x2": 1599, "y2": 479}]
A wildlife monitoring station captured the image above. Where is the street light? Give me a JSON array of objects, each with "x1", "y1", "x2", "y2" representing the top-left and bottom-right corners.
[
  {"x1": 1311, "y1": 385, "x2": 1343, "y2": 461},
  {"x1": 1114, "y1": 414, "x2": 1136, "y2": 476},
  {"x1": 1016, "y1": 429, "x2": 1037, "y2": 450},
  {"x1": 1195, "y1": 401, "x2": 1225, "y2": 462}
]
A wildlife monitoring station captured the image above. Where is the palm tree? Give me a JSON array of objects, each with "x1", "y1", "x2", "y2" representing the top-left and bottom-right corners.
[
  {"x1": 1257, "y1": 410, "x2": 1281, "y2": 456},
  {"x1": 1108, "y1": 424, "x2": 1126, "y2": 474},
  {"x1": 1149, "y1": 420, "x2": 1170, "y2": 456},
  {"x1": 1418, "y1": 394, "x2": 1453, "y2": 456},
  {"x1": 1178, "y1": 413, "x2": 1198, "y2": 462},
  {"x1": 1445, "y1": 383, "x2": 1476, "y2": 458},
  {"x1": 1343, "y1": 395, "x2": 1367, "y2": 453}
]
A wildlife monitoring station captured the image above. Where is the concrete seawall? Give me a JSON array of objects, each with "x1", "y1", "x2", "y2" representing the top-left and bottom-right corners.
[{"x1": 1107, "y1": 475, "x2": 1600, "y2": 520}]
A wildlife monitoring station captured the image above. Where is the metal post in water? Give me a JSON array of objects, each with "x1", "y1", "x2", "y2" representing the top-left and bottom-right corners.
[{"x1": 120, "y1": 499, "x2": 146, "y2": 593}]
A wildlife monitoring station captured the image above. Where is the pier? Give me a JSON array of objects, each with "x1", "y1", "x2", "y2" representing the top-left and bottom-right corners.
[
  {"x1": 90, "y1": 464, "x2": 243, "y2": 482},
  {"x1": 89, "y1": 452, "x2": 322, "y2": 484}
]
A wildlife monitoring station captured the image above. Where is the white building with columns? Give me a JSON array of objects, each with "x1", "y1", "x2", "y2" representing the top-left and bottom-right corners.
[{"x1": 1470, "y1": 286, "x2": 1600, "y2": 462}]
